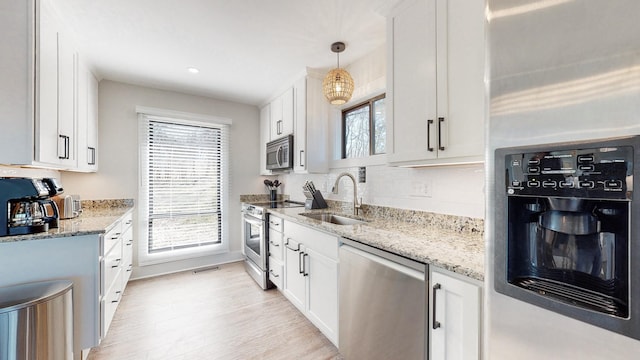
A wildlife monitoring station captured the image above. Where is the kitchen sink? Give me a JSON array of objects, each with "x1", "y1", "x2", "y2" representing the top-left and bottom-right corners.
[{"x1": 301, "y1": 213, "x2": 367, "y2": 225}]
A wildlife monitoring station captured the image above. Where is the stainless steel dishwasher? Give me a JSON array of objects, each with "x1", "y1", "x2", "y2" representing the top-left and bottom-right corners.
[{"x1": 339, "y1": 238, "x2": 427, "y2": 360}]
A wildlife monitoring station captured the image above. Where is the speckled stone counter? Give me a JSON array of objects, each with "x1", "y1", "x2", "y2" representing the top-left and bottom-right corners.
[
  {"x1": 265, "y1": 205, "x2": 485, "y2": 281},
  {"x1": 0, "y1": 200, "x2": 134, "y2": 243}
]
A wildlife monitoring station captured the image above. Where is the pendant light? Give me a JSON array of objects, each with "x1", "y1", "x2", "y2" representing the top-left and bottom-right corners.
[{"x1": 322, "y1": 42, "x2": 355, "y2": 105}]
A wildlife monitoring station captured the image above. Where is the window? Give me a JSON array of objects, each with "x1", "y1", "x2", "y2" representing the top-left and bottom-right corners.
[
  {"x1": 138, "y1": 110, "x2": 230, "y2": 265},
  {"x1": 342, "y1": 94, "x2": 386, "y2": 158}
]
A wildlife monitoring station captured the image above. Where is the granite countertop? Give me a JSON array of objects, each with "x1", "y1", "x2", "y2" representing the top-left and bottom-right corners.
[
  {"x1": 265, "y1": 206, "x2": 485, "y2": 282},
  {"x1": 0, "y1": 205, "x2": 134, "y2": 243}
]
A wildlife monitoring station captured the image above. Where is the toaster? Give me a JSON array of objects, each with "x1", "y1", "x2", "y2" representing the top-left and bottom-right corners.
[{"x1": 53, "y1": 195, "x2": 82, "y2": 219}]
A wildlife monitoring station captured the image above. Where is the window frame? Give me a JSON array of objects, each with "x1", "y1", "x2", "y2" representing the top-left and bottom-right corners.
[
  {"x1": 137, "y1": 107, "x2": 231, "y2": 266},
  {"x1": 341, "y1": 93, "x2": 386, "y2": 159}
]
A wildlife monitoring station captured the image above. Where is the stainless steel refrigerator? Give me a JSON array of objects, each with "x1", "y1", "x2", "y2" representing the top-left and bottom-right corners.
[{"x1": 486, "y1": 0, "x2": 640, "y2": 358}]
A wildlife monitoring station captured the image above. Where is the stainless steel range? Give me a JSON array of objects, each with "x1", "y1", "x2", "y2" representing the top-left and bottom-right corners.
[{"x1": 242, "y1": 201, "x2": 304, "y2": 289}]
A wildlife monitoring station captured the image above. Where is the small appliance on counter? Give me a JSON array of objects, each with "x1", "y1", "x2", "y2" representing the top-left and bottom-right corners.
[
  {"x1": 52, "y1": 194, "x2": 82, "y2": 219},
  {"x1": 0, "y1": 178, "x2": 60, "y2": 237}
]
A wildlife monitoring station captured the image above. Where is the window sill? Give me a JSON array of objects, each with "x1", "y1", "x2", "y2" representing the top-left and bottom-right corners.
[{"x1": 329, "y1": 154, "x2": 387, "y2": 169}]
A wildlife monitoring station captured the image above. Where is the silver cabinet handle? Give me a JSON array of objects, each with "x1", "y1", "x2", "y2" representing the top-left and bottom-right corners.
[
  {"x1": 432, "y1": 283, "x2": 442, "y2": 329},
  {"x1": 299, "y1": 150, "x2": 305, "y2": 167},
  {"x1": 299, "y1": 251, "x2": 305, "y2": 274},
  {"x1": 269, "y1": 240, "x2": 280, "y2": 247},
  {"x1": 269, "y1": 269, "x2": 280, "y2": 278},
  {"x1": 111, "y1": 258, "x2": 121, "y2": 268},
  {"x1": 284, "y1": 238, "x2": 299, "y2": 252}
]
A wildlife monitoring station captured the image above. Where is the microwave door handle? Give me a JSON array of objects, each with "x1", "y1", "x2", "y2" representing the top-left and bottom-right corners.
[{"x1": 276, "y1": 145, "x2": 283, "y2": 167}]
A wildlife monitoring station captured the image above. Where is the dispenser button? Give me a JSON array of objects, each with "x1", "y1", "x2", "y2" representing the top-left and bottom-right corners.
[
  {"x1": 512, "y1": 180, "x2": 522, "y2": 187},
  {"x1": 527, "y1": 180, "x2": 541, "y2": 188},
  {"x1": 605, "y1": 180, "x2": 623, "y2": 189},
  {"x1": 559, "y1": 180, "x2": 574, "y2": 188},
  {"x1": 579, "y1": 165, "x2": 595, "y2": 171},
  {"x1": 542, "y1": 181, "x2": 557, "y2": 188},
  {"x1": 528, "y1": 167, "x2": 540, "y2": 174},
  {"x1": 580, "y1": 181, "x2": 595, "y2": 189},
  {"x1": 578, "y1": 155, "x2": 594, "y2": 163},
  {"x1": 528, "y1": 159, "x2": 540, "y2": 165}
]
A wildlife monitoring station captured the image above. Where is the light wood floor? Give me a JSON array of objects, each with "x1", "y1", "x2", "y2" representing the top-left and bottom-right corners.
[{"x1": 87, "y1": 262, "x2": 341, "y2": 360}]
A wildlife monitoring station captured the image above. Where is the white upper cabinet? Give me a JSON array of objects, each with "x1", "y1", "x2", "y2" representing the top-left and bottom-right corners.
[
  {"x1": 293, "y1": 74, "x2": 329, "y2": 174},
  {"x1": 0, "y1": 0, "x2": 98, "y2": 171},
  {"x1": 387, "y1": 0, "x2": 485, "y2": 166},
  {"x1": 270, "y1": 87, "x2": 294, "y2": 140},
  {"x1": 76, "y1": 57, "x2": 99, "y2": 172},
  {"x1": 259, "y1": 104, "x2": 272, "y2": 175},
  {"x1": 35, "y1": 0, "x2": 77, "y2": 168}
]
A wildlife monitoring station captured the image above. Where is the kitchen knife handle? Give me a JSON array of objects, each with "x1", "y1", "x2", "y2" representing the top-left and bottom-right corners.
[
  {"x1": 432, "y1": 283, "x2": 442, "y2": 329},
  {"x1": 438, "y1": 117, "x2": 445, "y2": 151},
  {"x1": 427, "y1": 119, "x2": 434, "y2": 152}
]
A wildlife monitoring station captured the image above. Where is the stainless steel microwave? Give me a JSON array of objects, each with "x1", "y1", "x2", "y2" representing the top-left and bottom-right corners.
[{"x1": 266, "y1": 135, "x2": 293, "y2": 171}]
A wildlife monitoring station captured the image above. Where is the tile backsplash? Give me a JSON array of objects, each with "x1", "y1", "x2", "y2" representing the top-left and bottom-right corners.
[{"x1": 276, "y1": 163, "x2": 485, "y2": 219}]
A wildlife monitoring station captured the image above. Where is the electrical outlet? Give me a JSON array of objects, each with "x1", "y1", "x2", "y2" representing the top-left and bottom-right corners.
[{"x1": 411, "y1": 180, "x2": 433, "y2": 198}]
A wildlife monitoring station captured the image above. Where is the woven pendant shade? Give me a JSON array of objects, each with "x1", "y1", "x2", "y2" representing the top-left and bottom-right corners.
[
  {"x1": 323, "y1": 68, "x2": 355, "y2": 105},
  {"x1": 322, "y1": 42, "x2": 355, "y2": 105}
]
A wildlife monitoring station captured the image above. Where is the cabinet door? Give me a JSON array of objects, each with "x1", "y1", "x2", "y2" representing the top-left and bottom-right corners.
[
  {"x1": 293, "y1": 77, "x2": 307, "y2": 172},
  {"x1": 387, "y1": 0, "x2": 438, "y2": 164},
  {"x1": 430, "y1": 269, "x2": 481, "y2": 360},
  {"x1": 35, "y1": 0, "x2": 60, "y2": 165},
  {"x1": 259, "y1": 104, "x2": 271, "y2": 175},
  {"x1": 305, "y1": 247, "x2": 339, "y2": 345},
  {"x1": 57, "y1": 30, "x2": 76, "y2": 167},
  {"x1": 270, "y1": 95, "x2": 283, "y2": 139},
  {"x1": 435, "y1": 0, "x2": 485, "y2": 161},
  {"x1": 281, "y1": 87, "x2": 294, "y2": 136},
  {"x1": 283, "y1": 238, "x2": 305, "y2": 312}
]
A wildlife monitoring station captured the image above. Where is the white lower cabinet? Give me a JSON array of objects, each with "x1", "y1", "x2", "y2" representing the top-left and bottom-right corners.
[
  {"x1": 268, "y1": 215, "x2": 284, "y2": 288},
  {"x1": 282, "y1": 220, "x2": 339, "y2": 345},
  {"x1": 100, "y1": 210, "x2": 134, "y2": 339},
  {"x1": 429, "y1": 267, "x2": 482, "y2": 360}
]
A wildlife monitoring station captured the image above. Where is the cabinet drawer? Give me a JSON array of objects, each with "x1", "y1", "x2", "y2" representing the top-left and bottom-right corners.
[
  {"x1": 102, "y1": 269, "x2": 124, "y2": 338},
  {"x1": 103, "y1": 242, "x2": 122, "y2": 293},
  {"x1": 268, "y1": 215, "x2": 283, "y2": 232},
  {"x1": 121, "y1": 211, "x2": 133, "y2": 231},
  {"x1": 269, "y1": 257, "x2": 283, "y2": 289},
  {"x1": 285, "y1": 220, "x2": 339, "y2": 260},
  {"x1": 268, "y1": 228, "x2": 283, "y2": 261},
  {"x1": 103, "y1": 221, "x2": 122, "y2": 255}
]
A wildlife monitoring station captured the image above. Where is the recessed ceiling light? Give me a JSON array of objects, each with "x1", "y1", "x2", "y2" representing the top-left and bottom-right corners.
[{"x1": 187, "y1": 67, "x2": 200, "y2": 74}]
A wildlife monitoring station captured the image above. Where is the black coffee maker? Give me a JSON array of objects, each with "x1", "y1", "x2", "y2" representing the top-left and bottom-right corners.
[{"x1": 0, "y1": 178, "x2": 62, "y2": 236}]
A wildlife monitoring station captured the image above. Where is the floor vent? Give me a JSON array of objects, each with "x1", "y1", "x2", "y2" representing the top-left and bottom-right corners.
[{"x1": 193, "y1": 266, "x2": 220, "y2": 274}]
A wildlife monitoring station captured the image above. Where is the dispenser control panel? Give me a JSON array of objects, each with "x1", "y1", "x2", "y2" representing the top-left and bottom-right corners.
[{"x1": 505, "y1": 144, "x2": 633, "y2": 199}]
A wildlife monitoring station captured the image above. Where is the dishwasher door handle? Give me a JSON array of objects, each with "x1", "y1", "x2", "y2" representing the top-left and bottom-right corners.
[{"x1": 340, "y1": 245, "x2": 424, "y2": 281}]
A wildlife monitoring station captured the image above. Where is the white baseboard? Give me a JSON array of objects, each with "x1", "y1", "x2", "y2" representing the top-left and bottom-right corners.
[{"x1": 130, "y1": 251, "x2": 244, "y2": 280}]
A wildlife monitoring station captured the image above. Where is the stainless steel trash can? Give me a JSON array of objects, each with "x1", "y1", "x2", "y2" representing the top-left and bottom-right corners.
[{"x1": 0, "y1": 280, "x2": 73, "y2": 360}]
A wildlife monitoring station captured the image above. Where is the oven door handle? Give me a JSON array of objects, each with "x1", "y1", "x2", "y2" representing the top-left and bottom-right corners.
[
  {"x1": 276, "y1": 145, "x2": 283, "y2": 167},
  {"x1": 243, "y1": 214, "x2": 264, "y2": 227}
]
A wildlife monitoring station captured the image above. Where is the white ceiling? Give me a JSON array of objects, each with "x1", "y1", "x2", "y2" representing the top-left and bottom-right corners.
[{"x1": 53, "y1": 0, "x2": 395, "y2": 106}]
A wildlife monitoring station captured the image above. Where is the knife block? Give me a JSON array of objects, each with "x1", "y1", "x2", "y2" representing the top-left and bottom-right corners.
[{"x1": 304, "y1": 190, "x2": 328, "y2": 210}]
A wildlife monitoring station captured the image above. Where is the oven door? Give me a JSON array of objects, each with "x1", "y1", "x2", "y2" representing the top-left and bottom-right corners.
[{"x1": 243, "y1": 214, "x2": 266, "y2": 269}]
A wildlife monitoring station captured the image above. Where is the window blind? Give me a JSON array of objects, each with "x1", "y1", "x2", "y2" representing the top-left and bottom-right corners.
[{"x1": 141, "y1": 115, "x2": 229, "y2": 258}]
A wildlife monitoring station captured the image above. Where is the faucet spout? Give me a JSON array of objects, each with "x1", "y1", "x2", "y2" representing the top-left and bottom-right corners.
[{"x1": 332, "y1": 172, "x2": 361, "y2": 216}]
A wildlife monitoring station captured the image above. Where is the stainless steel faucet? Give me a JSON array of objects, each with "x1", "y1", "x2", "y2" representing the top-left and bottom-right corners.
[{"x1": 332, "y1": 172, "x2": 361, "y2": 216}]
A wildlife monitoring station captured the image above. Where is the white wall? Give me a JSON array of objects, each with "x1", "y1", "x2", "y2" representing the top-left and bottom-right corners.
[
  {"x1": 279, "y1": 45, "x2": 485, "y2": 219},
  {"x1": 62, "y1": 80, "x2": 264, "y2": 277}
]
